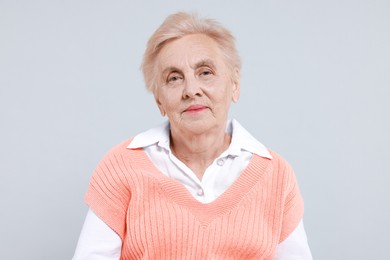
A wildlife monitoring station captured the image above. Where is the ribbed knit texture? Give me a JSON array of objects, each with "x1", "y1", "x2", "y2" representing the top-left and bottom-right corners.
[{"x1": 85, "y1": 138, "x2": 304, "y2": 260}]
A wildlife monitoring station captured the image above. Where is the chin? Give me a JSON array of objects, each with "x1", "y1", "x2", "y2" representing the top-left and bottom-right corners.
[{"x1": 179, "y1": 118, "x2": 219, "y2": 135}]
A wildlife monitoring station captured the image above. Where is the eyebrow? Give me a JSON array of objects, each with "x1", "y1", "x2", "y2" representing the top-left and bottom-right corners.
[
  {"x1": 161, "y1": 59, "x2": 217, "y2": 76},
  {"x1": 161, "y1": 66, "x2": 181, "y2": 77},
  {"x1": 193, "y1": 59, "x2": 216, "y2": 70}
]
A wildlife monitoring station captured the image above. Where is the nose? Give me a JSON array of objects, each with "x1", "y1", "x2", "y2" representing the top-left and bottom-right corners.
[{"x1": 182, "y1": 76, "x2": 203, "y2": 99}]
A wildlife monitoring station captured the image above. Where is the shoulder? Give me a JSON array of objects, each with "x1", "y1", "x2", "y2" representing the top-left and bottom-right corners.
[
  {"x1": 90, "y1": 137, "x2": 138, "y2": 183},
  {"x1": 107, "y1": 137, "x2": 136, "y2": 153},
  {"x1": 98, "y1": 137, "x2": 137, "y2": 161},
  {"x1": 255, "y1": 149, "x2": 297, "y2": 189},
  {"x1": 267, "y1": 149, "x2": 294, "y2": 171}
]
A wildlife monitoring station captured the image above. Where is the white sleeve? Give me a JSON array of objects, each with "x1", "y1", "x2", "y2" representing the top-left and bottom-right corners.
[
  {"x1": 72, "y1": 209, "x2": 122, "y2": 260},
  {"x1": 275, "y1": 219, "x2": 313, "y2": 260}
]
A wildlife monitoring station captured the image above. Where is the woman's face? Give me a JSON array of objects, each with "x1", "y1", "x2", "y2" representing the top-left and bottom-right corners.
[{"x1": 154, "y1": 34, "x2": 240, "y2": 136}]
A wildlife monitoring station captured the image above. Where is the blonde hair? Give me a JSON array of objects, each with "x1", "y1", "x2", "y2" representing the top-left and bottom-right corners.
[{"x1": 141, "y1": 12, "x2": 241, "y2": 93}]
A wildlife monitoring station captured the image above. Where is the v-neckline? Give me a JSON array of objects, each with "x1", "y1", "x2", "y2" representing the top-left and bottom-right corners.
[{"x1": 128, "y1": 147, "x2": 273, "y2": 224}]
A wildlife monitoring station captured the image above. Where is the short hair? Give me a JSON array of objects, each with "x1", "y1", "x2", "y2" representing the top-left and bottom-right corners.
[{"x1": 141, "y1": 12, "x2": 241, "y2": 93}]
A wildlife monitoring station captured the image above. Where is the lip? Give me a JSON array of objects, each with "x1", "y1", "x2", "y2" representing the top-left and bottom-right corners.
[{"x1": 184, "y1": 104, "x2": 208, "y2": 113}]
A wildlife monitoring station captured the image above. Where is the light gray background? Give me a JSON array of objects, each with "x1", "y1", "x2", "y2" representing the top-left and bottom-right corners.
[{"x1": 1, "y1": 0, "x2": 389, "y2": 259}]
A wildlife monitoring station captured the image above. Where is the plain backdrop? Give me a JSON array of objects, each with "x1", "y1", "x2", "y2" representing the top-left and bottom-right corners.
[{"x1": 1, "y1": 0, "x2": 389, "y2": 259}]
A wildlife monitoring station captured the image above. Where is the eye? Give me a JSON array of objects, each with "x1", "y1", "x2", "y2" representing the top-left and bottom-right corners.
[
  {"x1": 169, "y1": 76, "x2": 181, "y2": 82},
  {"x1": 198, "y1": 68, "x2": 214, "y2": 77},
  {"x1": 167, "y1": 72, "x2": 183, "y2": 83}
]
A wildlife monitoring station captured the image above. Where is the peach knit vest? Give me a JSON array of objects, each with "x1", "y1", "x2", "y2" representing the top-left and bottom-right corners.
[{"x1": 86, "y1": 138, "x2": 304, "y2": 260}]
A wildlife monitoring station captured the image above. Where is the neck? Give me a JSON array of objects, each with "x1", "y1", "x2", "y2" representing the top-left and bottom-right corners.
[{"x1": 170, "y1": 124, "x2": 231, "y2": 180}]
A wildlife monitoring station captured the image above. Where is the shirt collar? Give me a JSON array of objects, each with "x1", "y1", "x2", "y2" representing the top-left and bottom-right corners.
[
  {"x1": 228, "y1": 119, "x2": 272, "y2": 159},
  {"x1": 127, "y1": 119, "x2": 272, "y2": 159},
  {"x1": 127, "y1": 121, "x2": 171, "y2": 150}
]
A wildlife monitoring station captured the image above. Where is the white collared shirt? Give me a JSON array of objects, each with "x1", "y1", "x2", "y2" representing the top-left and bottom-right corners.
[
  {"x1": 128, "y1": 119, "x2": 272, "y2": 204},
  {"x1": 73, "y1": 119, "x2": 312, "y2": 259}
]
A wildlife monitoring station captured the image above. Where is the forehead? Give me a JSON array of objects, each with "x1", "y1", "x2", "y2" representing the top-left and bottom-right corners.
[{"x1": 157, "y1": 34, "x2": 225, "y2": 70}]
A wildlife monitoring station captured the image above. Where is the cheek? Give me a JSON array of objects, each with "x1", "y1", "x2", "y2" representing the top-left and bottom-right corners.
[
  {"x1": 159, "y1": 91, "x2": 180, "y2": 111},
  {"x1": 216, "y1": 83, "x2": 235, "y2": 103}
]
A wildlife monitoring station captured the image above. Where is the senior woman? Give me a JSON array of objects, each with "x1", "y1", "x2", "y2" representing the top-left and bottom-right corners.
[{"x1": 73, "y1": 12, "x2": 312, "y2": 259}]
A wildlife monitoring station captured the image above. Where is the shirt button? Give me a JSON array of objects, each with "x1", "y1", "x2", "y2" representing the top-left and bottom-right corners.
[
  {"x1": 197, "y1": 189, "x2": 204, "y2": 196},
  {"x1": 217, "y1": 158, "x2": 224, "y2": 166}
]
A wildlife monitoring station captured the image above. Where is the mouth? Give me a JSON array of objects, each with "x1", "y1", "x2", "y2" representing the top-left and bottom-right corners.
[{"x1": 184, "y1": 104, "x2": 208, "y2": 113}]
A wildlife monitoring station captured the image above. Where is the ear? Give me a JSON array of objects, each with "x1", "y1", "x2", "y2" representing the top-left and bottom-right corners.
[
  {"x1": 232, "y1": 68, "x2": 240, "y2": 103},
  {"x1": 154, "y1": 94, "x2": 166, "y2": 116}
]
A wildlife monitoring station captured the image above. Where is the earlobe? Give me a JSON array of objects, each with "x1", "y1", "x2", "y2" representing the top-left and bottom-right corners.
[
  {"x1": 154, "y1": 95, "x2": 166, "y2": 116},
  {"x1": 158, "y1": 107, "x2": 166, "y2": 116},
  {"x1": 232, "y1": 68, "x2": 240, "y2": 103},
  {"x1": 232, "y1": 82, "x2": 240, "y2": 103}
]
